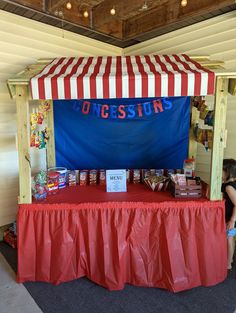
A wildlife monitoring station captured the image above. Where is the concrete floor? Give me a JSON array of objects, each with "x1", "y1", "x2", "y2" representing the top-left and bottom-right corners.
[{"x1": 0, "y1": 253, "x2": 42, "y2": 313}]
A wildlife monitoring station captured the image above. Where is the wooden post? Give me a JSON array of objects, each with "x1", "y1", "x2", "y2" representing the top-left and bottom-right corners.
[
  {"x1": 188, "y1": 105, "x2": 199, "y2": 159},
  {"x1": 209, "y1": 77, "x2": 228, "y2": 200},
  {"x1": 46, "y1": 100, "x2": 56, "y2": 168},
  {"x1": 16, "y1": 85, "x2": 32, "y2": 203}
]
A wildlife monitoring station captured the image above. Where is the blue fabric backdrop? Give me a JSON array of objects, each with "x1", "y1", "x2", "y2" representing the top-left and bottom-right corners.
[{"x1": 54, "y1": 97, "x2": 190, "y2": 170}]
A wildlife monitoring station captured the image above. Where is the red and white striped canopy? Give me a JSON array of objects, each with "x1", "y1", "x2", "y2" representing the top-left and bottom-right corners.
[{"x1": 30, "y1": 55, "x2": 215, "y2": 100}]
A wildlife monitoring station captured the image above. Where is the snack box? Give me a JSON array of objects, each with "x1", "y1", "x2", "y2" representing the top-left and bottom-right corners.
[
  {"x1": 89, "y1": 169, "x2": 97, "y2": 185},
  {"x1": 80, "y1": 170, "x2": 88, "y2": 186},
  {"x1": 99, "y1": 170, "x2": 106, "y2": 185}
]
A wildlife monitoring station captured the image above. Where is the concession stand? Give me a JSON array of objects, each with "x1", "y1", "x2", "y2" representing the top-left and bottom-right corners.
[{"x1": 7, "y1": 54, "x2": 236, "y2": 292}]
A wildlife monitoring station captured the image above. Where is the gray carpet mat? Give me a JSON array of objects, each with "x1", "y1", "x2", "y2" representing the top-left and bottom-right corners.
[{"x1": 1, "y1": 242, "x2": 236, "y2": 313}]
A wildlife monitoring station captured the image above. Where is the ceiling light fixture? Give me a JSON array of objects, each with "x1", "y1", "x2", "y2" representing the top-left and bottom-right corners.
[
  {"x1": 83, "y1": 10, "x2": 89, "y2": 18},
  {"x1": 55, "y1": 9, "x2": 64, "y2": 18},
  {"x1": 110, "y1": 6, "x2": 116, "y2": 16},
  {"x1": 66, "y1": 1, "x2": 72, "y2": 10},
  {"x1": 141, "y1": 1, "x2": 148, "y2": 11},
  {"x1": 181, "y1": 0, "x2": 187, "y2": 7}
]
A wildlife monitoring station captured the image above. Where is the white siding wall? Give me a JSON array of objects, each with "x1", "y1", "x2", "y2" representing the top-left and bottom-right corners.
[
  {"x1": 124, "y1": 11, "x2": 236, "y2": 184},
  {"x1": 0, "y1": 10, "x2": 121, "y2": 226},
  {"x1": 225, "y1": 94, "x2": 236, "y2": 159}
]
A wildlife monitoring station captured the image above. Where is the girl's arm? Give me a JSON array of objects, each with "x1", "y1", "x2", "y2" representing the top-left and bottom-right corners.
[{"x1": 226, "y1": 185, "x2": 236, "y2": 230}]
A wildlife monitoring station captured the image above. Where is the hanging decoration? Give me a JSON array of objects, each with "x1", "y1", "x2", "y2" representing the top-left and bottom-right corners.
[
  {"x1": 191, "y1": 96, "x2": 214, "y2": 126},
  {"x1": 193, "y1": 123, "x2": 213, "y2": 151},
  {"x1": 191, "y1": 96, "x2": 214, "y2": 151},
  {"x1": 30, "y1": 100, "x2": 50, "y2": 149}
]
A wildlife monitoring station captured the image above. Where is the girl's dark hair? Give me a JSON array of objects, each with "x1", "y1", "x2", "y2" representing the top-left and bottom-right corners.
[{"x1": 223, "y1": 159, "x2": 236, "y2": 180}]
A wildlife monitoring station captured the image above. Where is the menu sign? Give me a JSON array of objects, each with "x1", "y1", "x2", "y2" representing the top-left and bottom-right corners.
[{"x1": 106, "y1": 169, "x2": 127, "y2": 192}]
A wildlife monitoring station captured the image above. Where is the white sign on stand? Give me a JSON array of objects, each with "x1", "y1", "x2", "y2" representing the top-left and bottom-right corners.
[{"x1": 106, "y1": 169, "x2": 127, "y2": 192}]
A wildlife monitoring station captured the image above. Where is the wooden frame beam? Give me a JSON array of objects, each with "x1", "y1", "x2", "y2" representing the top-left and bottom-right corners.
[
  {"x1": 209, "y1": 77, "x2": 229, "y2": 200},
  {"x1": 16, "y1": 85, "x2": 32, "y2": 204}
]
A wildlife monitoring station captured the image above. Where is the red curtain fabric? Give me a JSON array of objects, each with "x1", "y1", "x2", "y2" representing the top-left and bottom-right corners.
[{"x1": 17, "y1": 188, "x2": 227, "y2": 292}]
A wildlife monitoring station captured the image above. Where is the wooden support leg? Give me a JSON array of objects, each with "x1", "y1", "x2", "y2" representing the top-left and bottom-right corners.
[
  {"x1": 16, "y1": 85, "x2": 31, "y2": 204},
  {"x1": 210, "y1": 77, "x2": 228, "y2": 200}
]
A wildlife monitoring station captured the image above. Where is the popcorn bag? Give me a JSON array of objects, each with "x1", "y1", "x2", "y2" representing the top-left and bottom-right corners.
[{"x1": 144, "y1": 175, "x2": 169, "y2": 192}]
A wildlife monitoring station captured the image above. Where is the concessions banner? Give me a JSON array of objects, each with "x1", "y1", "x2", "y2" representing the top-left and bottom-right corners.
[
  {"x1": 54, "y1": 97, "x2": 190, "y2": 169},
  {"x1": 72, "y1": 98, "x2": 172, "y2": 120}
]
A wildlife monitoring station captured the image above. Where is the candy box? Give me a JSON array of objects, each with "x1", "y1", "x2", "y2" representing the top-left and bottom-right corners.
[
  {"x1": 89, "y1": 170, "x2": 97, "y2": 185},
  {"x1": 47, "y1": 171, "x2": 60, "y2": 194},
  {"x1": 99, "y1": 170, "x2": 106, "y2": 185},
  {"x1": 133, "y1": 169, "x2": 141, "y2": 184},
  {"x1": 80, "y1": 170, "x2": 88, "y2": 186},
  {"x1": 68, "y1": 170, "x2": 77, "y2": 186}
]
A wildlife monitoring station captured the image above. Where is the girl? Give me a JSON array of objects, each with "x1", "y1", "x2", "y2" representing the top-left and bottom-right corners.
[{"x1": 222, "y1": 158, "x2": 236, "y2": 270}]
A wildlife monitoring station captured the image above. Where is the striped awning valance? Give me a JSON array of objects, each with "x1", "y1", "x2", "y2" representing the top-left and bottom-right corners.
[{"x1": 30, "y1": 54, "x2": 215, "y2": 100}]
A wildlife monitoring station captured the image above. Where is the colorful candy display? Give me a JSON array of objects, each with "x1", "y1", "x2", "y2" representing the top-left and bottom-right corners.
[
  {"x1": 30, "y1": 100, "x2": 51, "y2": 149},
  {"x1": 32, "y1": 170, "x2": 48, "y2": 200}
]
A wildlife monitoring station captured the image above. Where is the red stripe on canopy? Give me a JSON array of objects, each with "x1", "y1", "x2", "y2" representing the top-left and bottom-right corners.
[
  {"x1": 30, "y1": 55, "x2": 215, "y2": 100},
  {"x1": 103, "y1": 56, "x2": 112, "y2": 99}
]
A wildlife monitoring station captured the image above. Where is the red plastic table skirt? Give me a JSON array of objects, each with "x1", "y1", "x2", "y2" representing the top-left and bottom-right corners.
[{"x1": 17, "y1": 185, "x2": 227, "y2": 292}]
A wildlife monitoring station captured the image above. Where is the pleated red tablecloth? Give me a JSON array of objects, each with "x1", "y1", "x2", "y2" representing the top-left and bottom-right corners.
[{"x1": 17, "y1": 185, "x2": 227, "y2": 292}]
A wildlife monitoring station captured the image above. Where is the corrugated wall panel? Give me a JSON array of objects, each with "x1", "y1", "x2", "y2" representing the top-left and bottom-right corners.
[{"x1": 0, "y1": 10, "x2": 121, "y2": 226}]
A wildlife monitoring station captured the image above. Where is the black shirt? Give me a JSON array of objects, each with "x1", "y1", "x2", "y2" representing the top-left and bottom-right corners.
[{"x1": 222, "y1": 181, "x2": 236, "y2": 224}]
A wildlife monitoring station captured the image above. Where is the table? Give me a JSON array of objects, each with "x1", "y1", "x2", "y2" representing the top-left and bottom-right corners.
[{"x1": 17, "y1": 185, "x2": 227, "y2": 292}]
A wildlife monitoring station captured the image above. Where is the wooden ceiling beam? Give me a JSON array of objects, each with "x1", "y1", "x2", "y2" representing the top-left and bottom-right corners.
[
  {"x1": 49, "y1": 0, "x2": 66, "y2": 12},
  {"x1": 91, "y1": 0, "x2": 124, "y2": 39},
  {"x1": 124, "y1": 0, "x2": 236, "y2": 39},
  {"x1": 13, "y1": 0, "x2": 42, "y2": 10}
]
